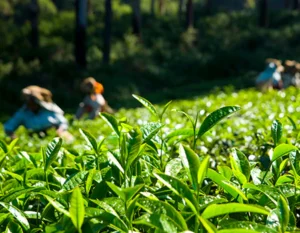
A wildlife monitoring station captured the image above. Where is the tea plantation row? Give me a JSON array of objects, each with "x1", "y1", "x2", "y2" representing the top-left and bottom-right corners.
[{"x1": 0, "y1": 87, "x2": 299, "y2": 232}]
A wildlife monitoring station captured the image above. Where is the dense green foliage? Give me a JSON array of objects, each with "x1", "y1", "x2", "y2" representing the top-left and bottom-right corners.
[
  {"x1": 0, "y1": 87, "x2": 300, "y2": 232},
  {"x1": 2, "y1": 0, "x2": 300, "y2": 113}
]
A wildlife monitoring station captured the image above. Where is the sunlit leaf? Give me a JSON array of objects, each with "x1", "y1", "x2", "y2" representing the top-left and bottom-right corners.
[
  {"x1": 198, "y1": 106, "x2": 240, "y2": 138},
  {"x1": 0, "y1": 202, "x2": 30, "y2": 230},
  {"x1": 202, "y1": 203, "x2": 269, "y2": 219},
  {"x1": 271, "y1": 120, "x2": 282, "y2": 146},
  {"x1": 80, "y1": 129, "x2": 98, "y2": 153},
  {"x1": 62, "y1": 171, "x2": 88, "y2": 191},
  {"x1": 70, "y1": 187, "x2": 85, "y2": 232},
  {"x1": 272, "y1": 144, "x2": 298, "y2": 162},
  {"x1": 207, "y1": 169, "x2": 247, "y2": 201},
  {"x1": 100, "y1": 112, "x2": 120, "y2": 137},
  {"x1": 132, "y1": 94, "x2": 157, "y2": 117},
  {"x1": 198, "y1": 155, "x2": 210, "y2": 188},
  {"x1": 179, "y1": 144, "x2": 200, "y2": 191}
]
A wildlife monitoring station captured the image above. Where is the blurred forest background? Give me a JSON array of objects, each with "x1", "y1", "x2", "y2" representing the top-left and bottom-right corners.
[{"x1": 1, "y1": 0, "x2": 300, "y2": 115}]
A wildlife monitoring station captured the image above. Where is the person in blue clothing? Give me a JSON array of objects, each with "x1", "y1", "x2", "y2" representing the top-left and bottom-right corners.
[
  {"x1": 4, "y1": 86, "x2": 72, "y2": 139},
  {"x1": 256, "y1": 59, "x2": 284, "y2": 91}
]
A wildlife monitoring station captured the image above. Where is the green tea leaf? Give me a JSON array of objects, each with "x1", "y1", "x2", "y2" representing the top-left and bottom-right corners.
[
  {"x1": 160, "y1": 100, "x2": 172, "y2": 120},
  {"x1": 138, "y1": 198, "x2": 188, "y2": 231},
  {"x1": 44, "y1": 196, "x2": 70, "y2": 217},
  {"x1": 217, "y1": 229, "x2": 261, "y2": 233},
  {"x1": 70, "y1": 187, "x2": 85, "y2": 232},
  {"x1": 133, "y1": 213, "x2": 177, "y2": 232},
  {"x1": 3, "y1": 170, "x2": 23, "y2": 182},
  {"x1": 96, "y1": 212, "x2": 128, "y2": 232},
  {"x1": 287, "y1": 116, "x2": 297, "y2": 130},
  {"x1": 86, "y1": 168, "x2": 96, "y2": 195},
  {"x1": 100, "y1": 112, "x2": 120, "y2": 137},
  {"x1": 107, "y1": 151, "x2": 124, "y2": 174},
  {"x1": 272, "y1": 144, "x2": 298, "y2": 162},
  {"x1": 0, "y1": 187, "x2": 45, "y2": 202},
  {"x1": 141, "y1": 122, "x2": 163, "y2": 142},
  {"x1": 154, "y1": 173, "x2": 198, "y2": 213},
  {"x1": 132, "y1": 94, "x2": 157, "y2": 117},
  {"x1": 202, "y1": 203, "x2": 269, "y2": 219},
  {"x1": 230, "y1": 149, "x2": 250, "y2": 183},
  {"x1": 125, "y1": 127, "x2": 143, "y2": 172},
  {"x1": 7, "y1": 138, "x2": 19, "y2": 153},
  {"x1": 62, "y1": 171, "x2": 88, "y2": 191},
  {"x1": 0, "y1": 140, "x2": 8, "y2": 153},
  {"x1": 271, "y1": 120, "x2": 282, "y2": 146},
  {"x1": 218, "y1": 220, "x2": 277, "y2": 233},
  {"x1": 198, "y1": 216, "x2": 217, "y2": 233},
  {"x1": 198, "y1": 106, "x2": 240, "y2": 138},
  {"x1": 165, "y1": 128, "x2": 194, "y2": 141},
  {"x1": 277, "y1": 195, "x2": 289, "y2": 233},
  {"x1": 198, "y1": 155, "x2": 210, "y2": 188},
  {"x1": 0, "y1": 202, "x2": 30, "y2": 230},
  {"x1": 207, "y1": 169, "x2": 247, "y2": 201},
  {"x1": 5, "y1": 221, "x2": 23, "y2": 233},
  {"x1": 106, "y1": 182, "x2": 125, "y2": 201},
  {"x1": 179, "y1": 144, "x2": 200, "y2": 191},
  {"x1": 80, "y1": 129, "x2": 98, "y2": 153},
  {"x1": 45, "y1": 137, "x2": 62, "y2": 172}
]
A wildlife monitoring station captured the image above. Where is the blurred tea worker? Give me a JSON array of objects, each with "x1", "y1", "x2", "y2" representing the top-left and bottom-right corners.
[
  {"x1": 282, "y1": 60, "x2": 300, "y2": 88},
  {"x1": 282, "y1": 60, "x2": 296, "y2": 88},
  {"x1": 4, "y1": 86, "x2": 72, "y2": 140},
  {"x1": 256, "y1": 59, "x2": 283, "y2": 91},
  {"x1": 75, "y1": 77, "x2": 114, "y2": 120}
]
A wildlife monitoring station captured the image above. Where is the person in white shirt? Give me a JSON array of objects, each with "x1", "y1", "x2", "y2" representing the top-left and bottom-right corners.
[
  {"x1": 4, "y1": 86, "x2": 71, "y2": 139},
  {"x1": 75, "y1": 77, "x2": 114, "y2": 120}
]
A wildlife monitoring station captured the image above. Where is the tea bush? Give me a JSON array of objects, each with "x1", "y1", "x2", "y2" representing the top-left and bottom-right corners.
[{"x1": 0, "y1": 87, "x2": 300, "y2": 232}]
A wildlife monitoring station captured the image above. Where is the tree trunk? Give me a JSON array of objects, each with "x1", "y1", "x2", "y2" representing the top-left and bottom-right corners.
[
  {"x1": 151, "y1": 0, "x2": 155, "y2": 16},
  {"x1": 258, "y1": 0, "x2": 268, "y2": 28},
  {"x1": 75, "y1": 0, "x2": 88, "y2": 67},
  {"x1": 205, "y1": 0, "x2": 212, "y2": 14},
  {"x1": 293, "y1": 0, "x2": 299, "y2": 9},
  {"x1": 29, "y1": 0, "x2": 39, "y2": 48},
  {"x1": 284, "y1": 0, "x2": 289, "y2": 8},
  {"x1": 103, "y1": 0, "x2": 112, "y2": 64},
  {"x1": 178, "y1": 0, "x2": 184, "y2": 20},
  {"x1": 159, "y1": 0, "x2": 165, "y2": 15},
  {"x1": 186, "y1": 0, "x2": 193, "y2": 29},
  {"x1": 131, "y1": 0, "x2": 142, "y2": 39}
]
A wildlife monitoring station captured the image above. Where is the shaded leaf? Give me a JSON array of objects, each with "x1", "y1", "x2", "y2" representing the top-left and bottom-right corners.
[{"x1": 45, "y1": 137, "x2": 62, "y2": 172}]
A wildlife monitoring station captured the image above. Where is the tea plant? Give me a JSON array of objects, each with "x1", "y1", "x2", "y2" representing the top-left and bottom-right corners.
[{"x1": 0, "y1": 87, "x2": 300, "y2": 232}]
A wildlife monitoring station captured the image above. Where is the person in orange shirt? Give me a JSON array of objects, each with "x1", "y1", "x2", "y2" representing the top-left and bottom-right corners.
[{"x1": 75, "y1": 77, "x2": 114, "y2": 120}]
